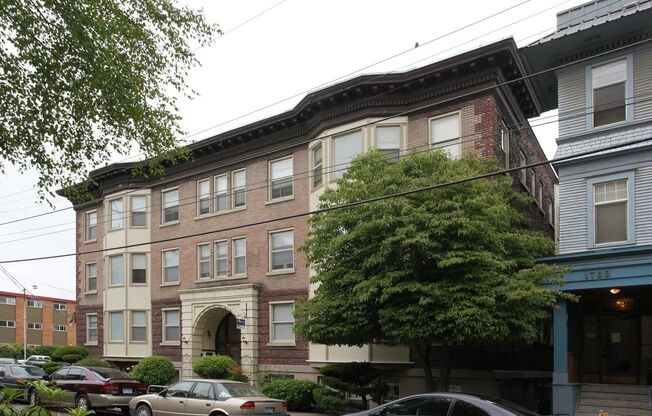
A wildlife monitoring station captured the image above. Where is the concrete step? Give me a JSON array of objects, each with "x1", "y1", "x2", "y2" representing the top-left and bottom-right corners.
[
  {"x1": 580, "y1": 384, "x2": 650, "y2": 394},
  {"x1": 581, "y1": 392, "x2": 649, "y2": 402},
  {"x1": 578, "y1": 398, "x2": 650, "y2": 409},
  {"x1": 577, "y1": 405, "x2": 652, "y2": 416}
]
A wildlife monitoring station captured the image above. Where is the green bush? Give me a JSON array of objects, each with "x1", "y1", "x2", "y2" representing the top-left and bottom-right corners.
[
  {"x1": 0, "y1": 343, "x2": 22, "y2": 360},
  {"x1": 313, "y1": 387, "x2": 346, "y2": 414},
  {"x1": 52, "y1": 346, "x2": 88, "y2": 362},
  {"x1": 75, "y1": 358, "x2": 111, "y2": 368},
  {"x1": 27, "y1": 345, "x2": 58, "y2": 358},
  {"x1": 61, "y1": 354, "x2": 82, "y2": 364},
  {"x1": 261, "y1": 379, "x2": 320, "y2": 411},
  {"x1": 43, "y1": 362, "x2": 64, "y2": 375},
  {"x1": 130, "y1": 356, "x2": 177, "y2": 386},
  {"x1": 192, "y1": 355, "x2": 236, "y2": 379}
]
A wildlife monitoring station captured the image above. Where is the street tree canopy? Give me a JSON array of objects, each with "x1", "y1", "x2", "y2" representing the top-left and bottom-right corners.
[
  {"x1": 0, "y1": 0, "x2": 218, "y2": 196},
  {"x1": 295, "y1": 150, "x2": 570, "y2": 391}
]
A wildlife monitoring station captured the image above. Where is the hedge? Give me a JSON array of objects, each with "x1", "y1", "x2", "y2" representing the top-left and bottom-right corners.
[
  {"x1": 192, "y1": 355, "x2": 235, "y2": 379},
  {"x1": 261, "y1": 379, "x2": 320, "y2": 412},
  {"x1": 52, "y1": 346, "x2": 88, "y2": 362},
  {"x1": 130, "y1": 356, "x2": 177, "y2": 386},
  {"x1": 75, "y1": 358, "x2": 111, "y2": 368}
]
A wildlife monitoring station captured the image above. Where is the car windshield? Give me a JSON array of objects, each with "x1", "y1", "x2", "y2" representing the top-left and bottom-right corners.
[
  {"x1": 219, "y1": 383, "x2": 264, "y2": 398},
  {"x1": 11, "y1": 366, "x2": 44, "y2": 377},
  {"x1": 90, "y1": 368, "x2": 131, "y2": 381}
]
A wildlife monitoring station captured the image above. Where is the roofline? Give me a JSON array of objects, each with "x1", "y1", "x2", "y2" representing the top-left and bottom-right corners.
[{"x1": 0, "y1": 290, "x2": 76, "y2": 304}]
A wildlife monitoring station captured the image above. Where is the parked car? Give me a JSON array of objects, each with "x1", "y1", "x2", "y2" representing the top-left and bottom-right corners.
[
  {"x1": 129, "y1": 380, "x2": 288, "y2": 416},
  {"x1": 17, "y1": 355, "x2": 50, "y2": 367},
  {"x1": 0, "y1": 358, "x2": 16, "y2": 365},
  {"x1": 0, "y1": 364, "x2": 45, "y2": 404},
  {"x1": 44, "y1": 366, "x2": 147, "y2": 414},
  {"x1": 345, "y1": 393, "x2": 541, "y2": 416}
]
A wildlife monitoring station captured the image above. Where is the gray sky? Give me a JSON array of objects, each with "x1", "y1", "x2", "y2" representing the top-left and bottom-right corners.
[{"x1": 0, "y1": 0, "x2": 583, "y2": 300}]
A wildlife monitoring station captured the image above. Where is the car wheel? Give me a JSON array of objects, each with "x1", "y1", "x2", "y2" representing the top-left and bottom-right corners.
[
  {"x1": 27, "y1": 388, "x2": 37, "y2": 406},
  {"x1": 75, "y1": 394, "x2": 91, "y2": 410},
  {"x1": 136, "y1": 404, "x2": 152, "y2": 416}
]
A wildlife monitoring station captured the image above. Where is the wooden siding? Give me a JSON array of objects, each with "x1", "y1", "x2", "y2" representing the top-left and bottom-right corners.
[
  {"x1": 635, "y1": 166, "x2": 652, "y2": 245},
  {"x1": 634, "y1": 48, "x2": 652, "y2": 121},
  {"x1": 559, "y1": 178, "x2": 588, "y2": 254},
  {"x1": 558, "y1": 68, "x2": 586, "y2": 138}
]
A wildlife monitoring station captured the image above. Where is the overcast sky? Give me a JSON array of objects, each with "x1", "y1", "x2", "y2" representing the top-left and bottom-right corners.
[{"x1": 0, "y1": 0, "x2": 585, "y2": 300}]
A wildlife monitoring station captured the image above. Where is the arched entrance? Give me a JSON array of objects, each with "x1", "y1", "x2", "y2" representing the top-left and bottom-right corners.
[
  {"x1": 193, "y1": 306, "x2": 241, "y2": 364},
  {"x1": 215, "y1": 313, "x2": 241, "y2": 363}
]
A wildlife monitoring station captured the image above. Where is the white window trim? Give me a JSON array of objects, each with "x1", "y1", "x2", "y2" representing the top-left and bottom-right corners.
[
  {"x1": 330, "y1": 129, "x2": 365, "y2": 183},
  {"x1": 232, "y1": 237, "x2": 247, "y2": 277},
  {"x1": 27, "y1": 299, "x2": 43, "y2": 308},
  {"x1": 0, "y1": 296, "x2": 16, "y2": 305},
  {"x1": 129, "y1": 195, "x2": 148, "y2": 228},
  {"x1": 53, "y1": 303, "x2": 67, "y2": 311},
  {"x1": 108, "y1": 198, "x2": 124, "y2": 231},
  {"x1": 268, "y1": 301, "x2": 296, "y2": 346},
  {"x1": 231, "y1": 169, "x2": 247, "y2": 209},
  {"x1": 548, "y1": 198, "x2": 555, "y2": 227},
  {"x1": 85, "y1": 262, "x2": 98, "y2": 294},
  {"x1": 53, "y1": 324, "x2": 67, "y2": 332},
  {"x1": 161, "y1": 248, "x2": 181, "y2": 286},
  {"x1": 587, "y1": 171, "x2": 636, "y2": 249},
  {"x1": 161, "y1": 308, "x2": 181, "y2": 345},
  {"x1": 130, "y1": 310, "x2": 148, "y2": 343},
  {"x1": 518, "y1": 150, "x2": 527, "y2": 186},
  {"x1": 86, "y1": 313, "x2": 98, "y2": 345},
  {"x1": 374, "y1": 124, "x2": 404, "y2": 161},
  {"x1": 428, "y1": 111, "x2": 462, "y2": 158},
  {"x1": 214, "y1": 239, "x2": 229, "y2": 278},
  {"x1": 130, "y1": 253, "x2": 148, "y2": 286},
  {"x1": 197, "y1": 243, "x2": 211, "y2": 280},
  {"x1": 85, "y1": 209, "x2": 98, "y2": 242},
  {"x1": 268, "y1": 156, "x2": 294, "y2": 203},
  {"x1": 197, "y1": 178, "x2": 211, "y2": 217},
  {"x1": 27, "y1": 322, "x2": 43, "y2": 330},
  {"x1": 109, "y1": 254, "x2": 125, "y2": 287},
  {"x1": 585, "y1": 55, "x2": 634, "y2": 131},
  {"x1": 108, "y1": 311, "x2": 124, "y2": 343},
  {"x1": 310, "y1": 143, "x2": 324, "y2": 191},
  {"x1": 0, "y1": 320, "x2": 16, "y2": 328},
  {"x1": 267, "y1": 228, "x2": 295, "y2": 275},
  {"x1": 160, "y1": 186, "x2": 180, "y2": 226},
  {"x1": 214, "y1": 173, "x2": 229, "y2": 213}
]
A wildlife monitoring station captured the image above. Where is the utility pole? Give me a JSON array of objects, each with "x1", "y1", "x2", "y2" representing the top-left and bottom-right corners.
[{"x1": 23, "y1": 287, "x2": 27, "y2": 361}]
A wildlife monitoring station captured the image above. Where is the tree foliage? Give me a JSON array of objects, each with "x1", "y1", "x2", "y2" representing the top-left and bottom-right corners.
[
  {"x1": 295, "y1": 150, "x2": 571, "y2": 391},
  {"x1": 0, "y1": 0, "x2": 219, "y2": 195}
]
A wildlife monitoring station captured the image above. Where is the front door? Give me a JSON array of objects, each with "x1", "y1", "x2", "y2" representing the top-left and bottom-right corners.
[
  {"x1": 215, "y1": 313, "x2": 241, "y2": 363},
  {"x1": 601, "y1": 317, "x2": 637, "y2": 384}
]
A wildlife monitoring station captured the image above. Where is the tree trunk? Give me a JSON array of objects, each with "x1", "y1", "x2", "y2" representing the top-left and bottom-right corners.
[
  {"x1": 416, "y1": 344, "x2": 435, "y2": 391},
  {"x1": 438, "y1": 343, "x2": 455, "y2": 392}
]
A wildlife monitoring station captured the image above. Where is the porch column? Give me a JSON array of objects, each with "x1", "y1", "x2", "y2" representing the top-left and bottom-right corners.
[{"x1": 552, "y1": 299, "x2": 578, "y2": 416}]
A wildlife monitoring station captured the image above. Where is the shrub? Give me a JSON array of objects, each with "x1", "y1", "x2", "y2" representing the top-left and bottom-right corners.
[
  {"x1": 130, "y1": 356, "x2": 177, "y2": 386},
  {"x1": 75, "y1": 358, "x2": 111, "y2": 368},
  {"x1": 43, "y1": 362, "x2": 64, "y2": 375},
  {"x1": 52, "y1": 346, "x2": 88, "y2": 362},
  {"x1": 228, "y1": 365, "x2": 249, "y2": 383},
  {"x1": 27, "y1": 345, "x2": 58, "y2": 358},
  {"x1": 313, "y1": 387, "x2": 346, "y2": 414},
  {"x1": 192, "y1": 355, "x2": 236, "y2": 379},
  {"x1": 0, "y1": 343, "x2": 22, "y2": 360},
  {"x1": 61, "y1": 354, "x2": 82, "y2": 364},
  {"x1": 261, "y1": 379, "x2": 320, "y2": 411}
]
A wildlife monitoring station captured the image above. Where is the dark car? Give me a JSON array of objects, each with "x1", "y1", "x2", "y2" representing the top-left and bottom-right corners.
[
  {"x1": 0, "y1": 364, "x2": 45, "y2": 404},
  {"x1": 345, "y1": 393, "x2": 541, "y2": 416},
  {"x1": 44, "y1": 366, "x2": 147, "y2": 414}
]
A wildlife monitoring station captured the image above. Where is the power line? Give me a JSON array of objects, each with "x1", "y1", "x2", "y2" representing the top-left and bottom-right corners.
[
  {"x1": 220, "y1": 0, "x2": 289, "y2": 36},
  {"x1": 0, "y1": 134, "x2": 650, "y2": 265}
]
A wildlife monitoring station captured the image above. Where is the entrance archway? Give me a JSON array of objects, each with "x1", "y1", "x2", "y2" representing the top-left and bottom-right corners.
[
  {"x1": 193, "y1": 306, "x2": 241, "y2": 364},
  {"x1": 216, "y1": 313, "x2": 241, "y2": 363}
]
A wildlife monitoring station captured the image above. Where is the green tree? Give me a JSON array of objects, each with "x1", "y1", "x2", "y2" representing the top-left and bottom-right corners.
[
  {"x1": 0, "y1": 0, "x2": 218, "y2": 196},
  {"x1": 295, "y1": 150, "x2": 571, "y2": 392},
  {"x1": 130, "y1": 356, "x2": 177, "y2": 386},
  {"x1": 318, "y1": 363, "x2": 382, "y2": 410}
]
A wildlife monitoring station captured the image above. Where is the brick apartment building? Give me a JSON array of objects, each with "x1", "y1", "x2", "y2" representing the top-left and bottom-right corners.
[
  {"x1": 0, "y1": 291, "x2": 76, "y2": 347},
  {"x1": 62, "y1": 38, "x2": 556, "y2": 403}
]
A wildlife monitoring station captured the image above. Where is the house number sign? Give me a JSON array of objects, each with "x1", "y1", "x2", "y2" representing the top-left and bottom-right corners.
[{"x1": 584, "y1": 270, "x2": 612, "y2": 280}]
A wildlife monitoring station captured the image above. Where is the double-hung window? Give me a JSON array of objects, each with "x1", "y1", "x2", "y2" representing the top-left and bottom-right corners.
[
  {"x1": 592, "y1": 59, "x2": 628, "y2": 128},
  {"x1": 548, "y1": 198, "x2": 555, "y2": 227},
  {"x1": 215, "y1": 241, "x2": 228, "y2": 277},
  {"x1": 0, "y1": 320, "x2": 15, "y2": 328},
  {"x1": 270, "y1": 157, "x2": 293, "y2": 200},
  {"x1": 28, "y1": 323, "x2": 42, "y2": 330},
  {"x1": 197, "y1": 244, "x2": 210, "y2": 279},
  {"x1": 87, "y1": 314, "x2": 98, "y2": 343},
  {"x1": 376, "y1": 126, "x2": 401, "y2": 162},
  {"x1": 312, "y1": 145, "x2": 323, "y2": 188},
  {"x1": 110, "y1": 199, "x2": 124, "y2": 230},
  {"x1": 270, "y1": 230, "x2": 294, "y2": 272},
  {"x1": 332, "y1": 130, "x2": 364, "y2": 180},
  {"x1": 530, "y1": 172, "x2": 536, "y2": 195},
  {"x1": 163, "y1": 249, "x2": 180, "y2": 284},
  {"x1": 270, "y1": 302, "x2": 295, "y2": 343},
  {"x1": 592, "y1": 177, "x2": 630, "y2": 245},
  {"x1": 197, "y1": 179, "x2": 210, "y2": 215},
  {"x1": 110, "y1": 255, "x2": 124, "y2": 286},
  {"x1": 109, "y1": 312, "x2": 123, "y2": 342},
  {"x1": 131, "y1": 196, "x2": 147, "y2": 227},
  {"x1": 215, "y1": 175, "x2": 228, "y2": 212},
  {"x1": 53, "y1": 303, "x2": 67, "y2": 311},
  {"x1": 163, "y1": 309, "x2": 180, "y2": 343},
  {"x1": 518, "y1": 151, "x2": 527, "y2": 185},
  {"x1": 27, "y1": 300, "x2": 42, "y2": 308},
  {"x1": 131, "y1": 311, "x2": 147, "y2": 342},
  {"x1": 232, "y1": 170, "x2": 246, "y2": 208},
  {"x1": 233, "y1": 238, "x2": 246, "y2": 276},
  {"x1": 430, "y1": 113, "x2": 461, "y2": 158},
  {"x1": 86, "y1": 263, "x2": 97, "y2": 292},
  {"x1": 162, "y1": 189, "x2": 179, "y2": 224},
  {"x1": 131, "y1": 253, "x2": 147, "y2": 284},
  {"x1": 0, "y1": 296, "x2": 15, "y2": 305},
  {"x1": 53, "y1": 324, "x2": 67, "y2": 332},
  {"x1": 86, "y1": 211, "x2": 97, "y2": 241}
]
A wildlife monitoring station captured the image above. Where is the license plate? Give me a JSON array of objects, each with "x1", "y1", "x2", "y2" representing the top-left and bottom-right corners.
[
  {"x1": 265, "y1": 407, "x2": 274, "y2": 414},
  {"x1": 123, "y1": 387, "x2": 133, "y2": 394}
]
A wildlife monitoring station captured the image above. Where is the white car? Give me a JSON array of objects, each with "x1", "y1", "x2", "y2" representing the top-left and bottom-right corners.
[{"x1": 17, "y1": 355, "x2": 50, "y2": 366}]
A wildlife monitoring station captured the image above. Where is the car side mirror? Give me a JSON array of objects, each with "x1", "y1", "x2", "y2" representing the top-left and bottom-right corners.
[
  {"x1": 159, "y1": 390, "x2": 167, "y2": 398},
  {"x1": 42, "y1": 375, "x2": 50, "y2": 381}
]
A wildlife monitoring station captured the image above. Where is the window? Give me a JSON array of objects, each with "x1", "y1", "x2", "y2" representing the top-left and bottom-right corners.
[
  {"x1": 86, "y1": 263, "x2": 97, "y2": 292},
  {"x1": 593, "y1": 178, "x2": 629, "y2": 245},
  {"x1": 215, "y1": 241, "x2": 228, "y2": 277},
  {"x1": 518, "y1": 151, "x2": 527, "y2": 185},
  {"x1": 87, "y1": 314, "x2": 98, "y2": 343},
  {"x1": 270, "y1": 230, "x2": 294, "y2": 271},
  {"x1": 538, "y1": 182, "x2": 543, "y2": 207},
  {"x1": 270, "y1": 157, "x2": 293, "y2": 200},
  {"x1": 270, "y1": 302, "x2": 295, "y2": 343},
  {"x1": 27, "y1": 323, "x2": 42, "y2": 330},
  {"x1": 163, "y1": 249, "x2": 180, "y2": 283},
  {"x1": 53, "y1": 303, "x2": 67, "y2": 311},
  {"x1": 530, "y1": 171, "x2": 536, "y2": 195},
  {"x1": 232, "y1": 170, "x2": 246, "y2": 208},
  {"x1": 215, "y1": 174, "x2": 228, "y2": 212},
  {"x1": 131, "y1": 311, "x2": 147, "y2": 342},
  {"x1": 197, "y1": 244, "x2": 210, "y2": 279},
  {"x1": 131, "y1": 196, "x2": 147, "y2": 227},
  {"x1": 27, "y1": 300, "x2": 42, "y2": 308},
  {"x1": 0, "y1": 321, "x2": 15, "y2": 328},
  {"x1": 110, "y1": 199, "x2": 124, "y2": 230},
  {"x1": 377, "y1": 126, "x2": 401, "y2": 162},
  {"x1": 430, "y1": 113, "x2": 461, "y2": 158},
  {"x1": 131, "y1": 253, "x2": 147, "y2": 284},
  {"x1": 0, "y1": 296, "x2": 15, "y2": 305},
  {"x1": 110, "y1": 255, "x2": 124, "y2": 286},
  {"x1": 332, "y1": 130, "x2": 363, "y2": 179},
  {"x1": 166, "y1": 381, "x2": 194, "y2": 398},
  {"x1": 592, "y1": 59, "x2": 627, "y2": 127},
  {"x1": 197, "y1": 179, "x2": 210, "y2": 215},
  {"x1": 190, "y1": 382, "x2": 215, "y2": 400},
  {"x1": 109, "y1": 311, "x2": 124, "y2": 341},
  {"x1": 163, "y1": 309, "x2": 180, "y2": 342},
  {"x1": 500, "y1": 121, "x2": 510, "y2": 168},
  {"x1": 233, "y1": 238, "x2": 246, "y2": 276},
  {"x1": 53, "y1": 324, "x2": 67, "y2": 332},
  {"x1": 548, "y1": 198, "x2": 554, "y2": 227},
  {"x1": 312, "y1": 145, "x2": 323, "y2": 188},
  {"x1": 86, "y1": 211, "x2": 97, "y2": 241},
  {"x1": 162, "y1": 188, "x2": 179, "y2": 224}
]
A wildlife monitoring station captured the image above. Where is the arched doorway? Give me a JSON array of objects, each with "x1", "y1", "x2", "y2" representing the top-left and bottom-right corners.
[{"x1": 215, "y1": 313, "x2": 241, "y2": 363}]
